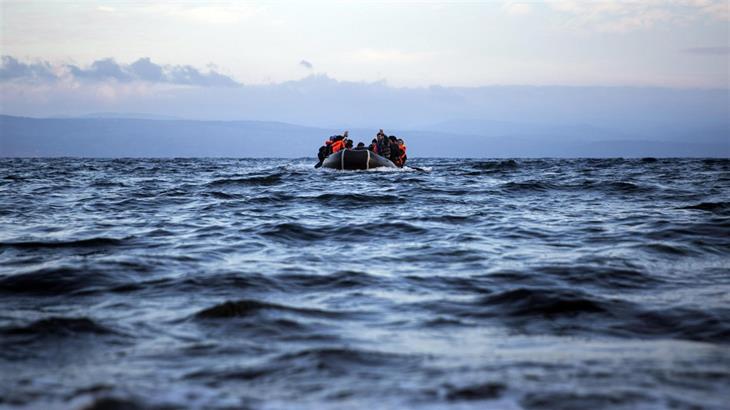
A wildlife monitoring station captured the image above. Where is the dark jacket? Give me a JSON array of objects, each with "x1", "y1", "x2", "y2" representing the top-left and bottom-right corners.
[
  {"x1": 377, "y1": 139, "x2": 391, "y2": 158},
  {"x1": 317, "y1": 145, "x2": 329, "y2": 162},
  {"x1": 389, "y1": 142, "x2": 402, "y2": 163}
]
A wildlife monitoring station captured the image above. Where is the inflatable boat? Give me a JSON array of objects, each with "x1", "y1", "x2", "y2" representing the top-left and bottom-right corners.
[{"x1": 320, "y1": 149, "x2": 397, "y2": 170}]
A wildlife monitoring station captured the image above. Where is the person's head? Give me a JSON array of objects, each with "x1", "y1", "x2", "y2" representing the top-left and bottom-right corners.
[
  {"x1": 357, "y1": 142, "x2": 365, "y2": 148},
  {"x1": 371, "y1": 139, "x2": 377, "y2": 144},
  {"x1": 343, "y1": 130, "x2": 349, "y2": 138},
  {"x1": 345, "y1": 140, "x2": 353, "y2": 149},
  {"x1": 397, "y1": 139, "x2": 404, "y2": 145},
  {"x1": 376, "y1": 133, "x2": 383, "y2": 140},
  {"x1": 389, "y1": 136, "x2": 397, "y2": 143}
]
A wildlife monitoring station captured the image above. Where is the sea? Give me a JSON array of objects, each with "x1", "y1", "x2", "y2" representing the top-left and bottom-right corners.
[{"x1": 0, "y1": 158, "x2": 728, "y2": 410}]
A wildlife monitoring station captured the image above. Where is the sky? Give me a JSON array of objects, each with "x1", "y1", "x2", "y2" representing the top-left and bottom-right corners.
[
  {"x1": 0, "y1": 0, "x2": 728, "y2": 136},
  {"x1": 1, "y1": 0, "x2": 728, "y2": 88}
]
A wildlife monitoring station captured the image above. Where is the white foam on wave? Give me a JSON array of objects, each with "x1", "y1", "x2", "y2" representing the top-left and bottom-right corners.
[
  {"x1": 309, "y1": 164, "x2": 430, "y2": 173},
  {"x1": 366, "y1": 165, "x2": 432, "y2": 173}
]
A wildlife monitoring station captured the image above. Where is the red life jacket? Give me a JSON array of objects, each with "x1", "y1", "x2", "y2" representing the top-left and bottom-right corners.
[
  {"x1": 331, "y1": 139, "x2": 345, "y2": 153},
  {"x1": 395, "y1": 143, "x2": 406, "y2": 166}
]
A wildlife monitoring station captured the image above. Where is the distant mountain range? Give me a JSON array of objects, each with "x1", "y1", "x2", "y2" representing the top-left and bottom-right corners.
[
  {"x1": 63, "y1": 112, "x2": 184, "y2": 121},
  {"x1": 1, "y1": 114, "x2": 727, "y2": 157}
]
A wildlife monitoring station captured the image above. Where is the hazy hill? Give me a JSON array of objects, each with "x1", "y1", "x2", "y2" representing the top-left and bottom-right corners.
[{"x1": 1, "y1": 115, "x2": 727, "y2": 158}]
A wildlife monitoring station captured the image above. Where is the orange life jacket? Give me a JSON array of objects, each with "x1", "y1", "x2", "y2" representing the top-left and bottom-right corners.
[
  {"x1": 397, "y1": 143, "x2": 407, "y2": 165},
  {"x1": 331, "y1": 139, "x2": 345, "y2": 153}
]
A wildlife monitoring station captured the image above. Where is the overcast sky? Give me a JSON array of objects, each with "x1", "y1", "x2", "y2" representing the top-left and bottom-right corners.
[{"x1": 2, "y1": 0, "x2": 728, "y2": 88}]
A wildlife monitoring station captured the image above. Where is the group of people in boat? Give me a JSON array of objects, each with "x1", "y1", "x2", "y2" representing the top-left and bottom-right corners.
[{"x1": 317, "y1": 129, "x2": 408, "y2": 168}]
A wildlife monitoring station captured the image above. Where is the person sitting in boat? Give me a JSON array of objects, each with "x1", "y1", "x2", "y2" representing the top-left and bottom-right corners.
[
  {"x1": 396, "y1": 138, "x2": 407, "y2": 167},
  {"x1": 368, "y1": 139, "x2": 378, "y2": 153},
  {"x1": 388, "y1": 136, "x2": 402, "y2": 165},
  {"x1": 316, "y1": 137, "x2": 335, "y2": 164},
  {"x1": 315, "y1": 132, "x2": 348, "y2": 167},
  {"x1": 330, "y1": 131, "x2": 348, "y2": 154},
  {"x1": 317, "y1": 144, "x2": 329, "y2": 165},
  {"x1": 355, "y1": 142, "x2": 367, "y2": 150},
  {"x1": 376, "y1": 132, "x2": 390, "y2": 158},
  {"x1": 345, "y1": 139, "x2": 353, "y2": 150}
]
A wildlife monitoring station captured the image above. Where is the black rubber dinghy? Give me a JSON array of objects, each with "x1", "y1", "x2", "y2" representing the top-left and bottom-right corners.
[{"x1": 321, "y1": 149, "x2": 397, "y2": 170}]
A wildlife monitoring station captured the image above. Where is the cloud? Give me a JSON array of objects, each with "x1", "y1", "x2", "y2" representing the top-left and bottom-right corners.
[
  {"x1": 129, "y1": 57, "x2": 165, "y2": 82},
  {"x1": 348, "y1": 48, "x2": 433, "y2": 64},
  {"x1": 683, "y1": 46, "x2": 730, "y2": 55},
  {"x1": 546, "y1": 0, "x2": 729, "y2": 32},
  {"x1": 139, "y1": 4, "x2": 263, "y2": 25},
  {"x1": 165, "y1": 64, "x2": 240, "y2": 87},
  {"x1": 0, "y1": 56, "x2": 58, "y2": 82},
  {"x1": 685, "y1": 0, "x2": 730, "y2": 20},
  {"x1": 0, "y1": 56, "x2": 240, "y2": 87},
  {"x1": 68, "y1": 58, "x2": 134, "y2": 82},
  {"x1": 502, "y1": 2, "x2": 533, "y2": 15},
  {"x1": 299, "y1": 60, "x2": 313, "y2": 70}
]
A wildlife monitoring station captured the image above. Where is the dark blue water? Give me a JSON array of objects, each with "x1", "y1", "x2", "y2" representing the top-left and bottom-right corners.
[{"x1": 1, "y1": 158, "x2": 729, "y2": 409}]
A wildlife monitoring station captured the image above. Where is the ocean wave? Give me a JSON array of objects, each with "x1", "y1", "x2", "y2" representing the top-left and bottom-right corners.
[
  {"x1": 185, "y1": 347, "x2": 414, "y2": 388},
  {"x1": 74, "y1": 397, "x2": 148, "y2": 410},
  {"x1": 472, "y1": 159, "x2": 519, "y2": 172},
  {"x1": 584, "y1": 180, "x2": 654, "y2": 193},
  {"x1": 442, "y1": 382, "x2": 507, "y2": 401},
  {"x1": 413, "y1": 213, "x2": 477, "y2": 224},
  {"x1": 639, "y1": 242, "x2": 701, "y2": 256},
  {"x1": 195, "y1": 299, "x2": 347, "y2": 320},
  {"x1": 645, "y1": 221, "x2": 730, "y2": 246},
  {"x1": 257, "y1": 221, "x2": 426, "y2": 243},
  {"x1": 396, "y1": 247, "x2": 486, "y2": 264},
  {"x1": 0, "y1": 267, "x2": 126, "y2": 296},
  {"x1": 309, "y1": 193, "x2": 402, "y2": 206},
  {"x1": 680, "y1": 201, "x2": 730, "y2": 214},
  {"x1": 175, "y1": 273, "x2": 277, "y2": 293},
  {"x1": 500, "y1": 180, "x2": 557, "y2": 192},
  {"x1": 534, "y1": 265, "x2": 662, "y2": 289},
  {"x1": 616, "y1": 307, "x2": 730, "y2": 344},
  {"x1": 405, "y1": 274, "x2": 492, "y2": 293},
  {"x1": 0, "y1": 237, "x2": 126, "y2": 249},
  {"x1": 206, "y1": 191, "x2": 242, "y2": 200},
  {"x1": 415, "y1": 285, "x2": 730, "y2": 343},
  {"x1": 89, "y1": 180, "x2": 127, "y2": 188},
  {"x1": 273, "y1": 347, "x2": 415, "y2": 371},
  {"x1": 476, "y1": 287, "x2": 622, "y2": 318},
  {"x1": 207, "y1": 174, "x2": 283, "y2": 187},
  {"x1": 248, "y1": 192, "x2": 297, "y2": 204},
  {"x1": 1, "y1": 317, "x2": 115, "y2": 337},
  {"x1": 521, "y1": 390, "x2": 651, "y2": 410},
  {"x1": 276, "y1": 270, "x2": 385, "y2": 291},
  {"x1": 499, "y1": 179, "x2": 655, "y2": 194}
]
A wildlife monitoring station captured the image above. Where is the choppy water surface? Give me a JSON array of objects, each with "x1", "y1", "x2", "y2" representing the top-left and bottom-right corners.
[{"x1": 1, "y1": 158, "x2": 729, "y2": 409}]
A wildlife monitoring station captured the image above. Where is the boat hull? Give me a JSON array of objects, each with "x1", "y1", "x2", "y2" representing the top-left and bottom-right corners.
[{"x1": 321, "y1": 149, "x2": 397, "y2": 170}]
